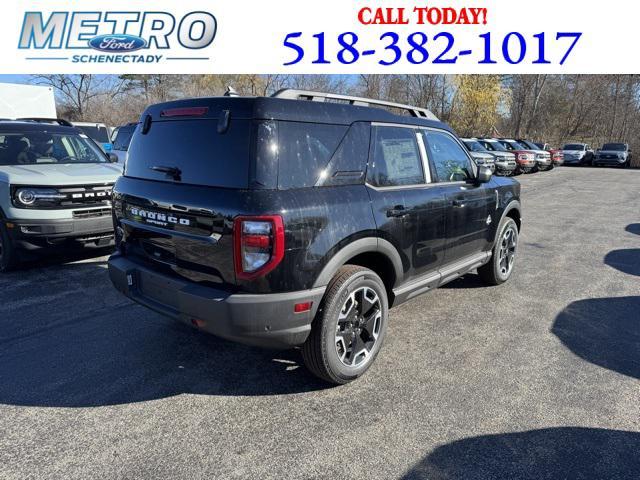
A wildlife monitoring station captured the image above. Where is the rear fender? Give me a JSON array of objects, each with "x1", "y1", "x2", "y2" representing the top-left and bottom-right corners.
[{"x1": 312, "y1": 237, "x2": 403, "y2": 288}]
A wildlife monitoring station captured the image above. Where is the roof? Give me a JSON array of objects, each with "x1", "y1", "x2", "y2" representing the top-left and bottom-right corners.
[
  {"x1": 140, "y1": 96, "x2": 453, "y2": 132},
  {"x1": 0, "y1": 120, "x2": 80, "y2": 134}
]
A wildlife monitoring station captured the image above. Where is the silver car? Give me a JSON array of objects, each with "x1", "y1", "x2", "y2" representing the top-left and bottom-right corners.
[
  {"x1": 593, "y1": 142, "x2": 632, "y2": 168},
  {"x1": 460, "y1": 138, "x2": 495, "y2": 172},
  {"x1": 474, "y1": 138, "x2": 518, "y2": 175},
  {"x1": 0, "y1": 119, "x2": 121, "y2": 270},
  {"x1": 562, "y1": 143, "x2": 594, "y2": 166}
]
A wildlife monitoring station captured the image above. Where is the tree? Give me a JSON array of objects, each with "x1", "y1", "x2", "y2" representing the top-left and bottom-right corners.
[
  {"x1": 32, "y1": 75, "x2": 126, "y2": 119},
  {"x1": 450, "y1": 75, "x2": 502, "y2": 137}
]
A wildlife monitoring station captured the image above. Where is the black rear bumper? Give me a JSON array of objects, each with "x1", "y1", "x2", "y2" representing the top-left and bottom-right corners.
[{"x1": 108, "y1": 254, "x2": 325, "y2": 349}]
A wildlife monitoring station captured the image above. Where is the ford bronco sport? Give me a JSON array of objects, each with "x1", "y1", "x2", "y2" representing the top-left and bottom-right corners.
[
  {"x1": 108, "y1": 90, "x2": 522, "y2": 384},
  {"x1": 0, "y1": 119, "x2": 121, "y2": 271}
]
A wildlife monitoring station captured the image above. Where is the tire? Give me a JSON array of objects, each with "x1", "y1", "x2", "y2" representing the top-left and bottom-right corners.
[
  {"x1": 478, "y1": 217, "x2": 519, "y2": 286},
  {"x1": 0, "y1": 223, "x2": 18, "y2": 272},
  {"x1": 302, "y1": 265, "x2": 389, "y2": 384}
]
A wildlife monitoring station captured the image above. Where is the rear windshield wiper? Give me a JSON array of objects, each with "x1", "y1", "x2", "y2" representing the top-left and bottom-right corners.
[{"x1": 150, "y1": 165, "x2": 182, "y2": 181}]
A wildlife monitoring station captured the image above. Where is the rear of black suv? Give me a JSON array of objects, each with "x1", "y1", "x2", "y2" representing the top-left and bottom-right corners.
[
  {"x1": 109, "y1": 97, "x2": 375, "y2": 350},
  {"x1": 109, "y1": 93, "x2": 521, "y2": 384}
]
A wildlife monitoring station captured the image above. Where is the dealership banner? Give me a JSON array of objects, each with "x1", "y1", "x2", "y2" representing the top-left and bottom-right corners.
[{"x1": 3, "y1": 0, "x2": 636, "y2": 74}]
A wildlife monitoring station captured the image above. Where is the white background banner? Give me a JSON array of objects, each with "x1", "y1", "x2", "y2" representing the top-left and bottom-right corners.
[{"x1": 2, "y1": 0, "x2": 638, "y2": 74}]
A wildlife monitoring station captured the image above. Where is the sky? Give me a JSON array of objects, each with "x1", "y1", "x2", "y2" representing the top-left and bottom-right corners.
[{"x1": 0, "y1": 75, "x2": 32, "y2": 84}]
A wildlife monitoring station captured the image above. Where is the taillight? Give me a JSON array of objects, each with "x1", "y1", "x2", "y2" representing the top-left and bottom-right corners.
[{"x1": 233, "y1": 215, "x2": 285, "y2": 280}]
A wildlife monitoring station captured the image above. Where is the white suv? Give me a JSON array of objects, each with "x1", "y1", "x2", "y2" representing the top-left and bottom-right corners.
[{"x1": 0, "y1": 119, "x2": 121, "y2": 270}]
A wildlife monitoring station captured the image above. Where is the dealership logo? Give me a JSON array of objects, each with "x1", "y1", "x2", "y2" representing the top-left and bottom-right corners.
[
  {"x1": 88, "y1": 34, "x2": 146, "y2": 53},
  {"x1": 19, "y1": 11, "x2": 216, "y2": 64}
]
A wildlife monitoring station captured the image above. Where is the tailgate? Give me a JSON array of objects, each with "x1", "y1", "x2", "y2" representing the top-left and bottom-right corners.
[{"x1": 114, "y1": 177, "x2": 240, "y2": 289}]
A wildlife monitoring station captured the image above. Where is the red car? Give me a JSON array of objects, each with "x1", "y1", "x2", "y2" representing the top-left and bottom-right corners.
[
  {"x1": 535, "y1": 142, "x2": 564, "y2": 167},
  {"x1": 496, "y1": 139, "x2": 538, "y2": 173}
]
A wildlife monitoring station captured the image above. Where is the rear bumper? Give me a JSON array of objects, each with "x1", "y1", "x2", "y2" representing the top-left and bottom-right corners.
[
  {"x1": 108, "y1": 254, "x2": 326, "y2": 349},
  {"x1": 3, "y1": 215, "x2": 114, "y2": 249}
]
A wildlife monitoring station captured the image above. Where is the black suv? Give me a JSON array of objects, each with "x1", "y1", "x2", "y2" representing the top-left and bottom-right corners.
[{"x1": 108, "y1": 90, "x2": 522, "y2": 384}]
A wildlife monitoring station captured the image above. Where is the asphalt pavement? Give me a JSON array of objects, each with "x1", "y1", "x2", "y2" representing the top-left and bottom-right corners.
[{"x1": 0, "y1": 167, "x2": 638, "y2": 480}]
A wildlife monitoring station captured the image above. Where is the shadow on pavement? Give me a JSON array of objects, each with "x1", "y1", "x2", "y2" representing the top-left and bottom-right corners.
[
  {"x1": 551, "y1": 296, "x2": 640, "y2": 380},
  {"x1": 17, "y1": 244, "x2": 115, "y2": 271},
  {"x1": 626, "y1": 223, "x2": 640, "y2": 235},
  {"x1": 440, "y1": 274, "x2": 487, "y2": 289},
  {"x1": 402, "y1": 427, "x2": 640, "y2": 479},
  {"x1": 605, "y1": 249, "x2": 640, "y2": 277},
  {"x1": 0, "y1": 263, "x2": 328, "y2": 408}
]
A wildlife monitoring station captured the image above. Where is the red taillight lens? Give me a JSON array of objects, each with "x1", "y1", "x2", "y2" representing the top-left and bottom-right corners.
[
  {"x1": 233, "y1": 215, "x2": 285, "y2": 280},
  {"x1": 160, "y1": 107, "x2": 209, "y2": 117},
  {"x1": 294, "y1": 302, "x2": 313, "y2": 313}
]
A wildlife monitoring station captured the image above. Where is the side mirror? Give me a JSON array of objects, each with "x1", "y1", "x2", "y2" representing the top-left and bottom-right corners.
[
  {"x1": 108, "y1": 153, "x2": 119, "y2": 163},
  {"x1": 476, "y1": 165, "x2": 492, "y2": 184}
]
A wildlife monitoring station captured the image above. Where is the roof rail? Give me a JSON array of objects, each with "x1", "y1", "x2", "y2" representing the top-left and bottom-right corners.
[
  {"x1": 17, "y1": 118, "x2": 74, "y2": 127},
  {"x1": 271, "y1": 89, "x2": 439, "y2": 121}
]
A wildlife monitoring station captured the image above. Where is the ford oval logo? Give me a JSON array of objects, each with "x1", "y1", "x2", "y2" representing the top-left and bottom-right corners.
[{"x1": 89, "y1": 34, "x2": 146, "y2": 52}]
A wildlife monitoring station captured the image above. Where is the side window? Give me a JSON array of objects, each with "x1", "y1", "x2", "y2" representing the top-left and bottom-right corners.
[
  {"x1": 423, "y1": 131, "x2": 474, "y2": 182},
  {"x1": 277, "y1": 122, "x2": 347, "y2": 189},
  {"x1": 367, "y1": 126, "x2": 424, "y2": 187},
  {"x1": 316, "y1": 122, "x2": 370, "y2": 187}
]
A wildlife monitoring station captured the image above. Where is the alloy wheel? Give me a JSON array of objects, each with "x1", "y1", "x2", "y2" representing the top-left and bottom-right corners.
[
  {"x1": 335, "y1": 287, "x2": 382, "y2": 367},
  {"x1": 498, "y1": 227, "x2": 517, "y2": 277}
]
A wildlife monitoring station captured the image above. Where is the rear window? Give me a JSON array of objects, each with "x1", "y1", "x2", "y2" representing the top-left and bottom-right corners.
[
  {"x1": 113, "y1": 125, "x2": 136, "y2": 151},
  {"x1": 77, "y1": 126, "x2": 110, "y2": 144},
  {"x1": 125, "y1": 119, "x2": 251, "y2": 188}
]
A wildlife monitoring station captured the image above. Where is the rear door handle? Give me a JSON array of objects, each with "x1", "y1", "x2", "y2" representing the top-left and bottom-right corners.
[
  {"x1": 387, "y1": 205, "x2": 407, "y2": 218},
  {"x1": 452, "y1": 199, "x2": 466, "y2": 208}
]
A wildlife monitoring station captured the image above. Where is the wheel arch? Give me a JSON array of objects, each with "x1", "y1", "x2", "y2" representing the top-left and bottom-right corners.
[
  {"x1": 495, "y1": 200, "x2": 521, "y2": 244},
  {"x1": 312, "y1": 237, "x2": 403, "y2": 299}
]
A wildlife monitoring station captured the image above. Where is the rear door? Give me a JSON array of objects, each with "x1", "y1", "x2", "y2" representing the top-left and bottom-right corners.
[
  {"x1": 421, "y1": 129, "x2": 495, "y2": 263},
  {"x1": 366, "y1": 125, "x2": 447, "y2": 282}
]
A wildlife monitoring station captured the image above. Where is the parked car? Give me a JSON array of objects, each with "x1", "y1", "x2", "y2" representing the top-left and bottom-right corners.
[
  {"x1": 107, "y1": 90, "x2": 522, "y2": 384},
  {"x1": 72, "y1": 122, "x2": 113, "y2": 153},
  {"x1": 561, "y1": 143, "x2": 594, "y2": 166},
  {"x1": 0, "y1": 118, "x2": 121, "y2": 270},
  {"x1": 110, "y1": 123, "x2": 136, "y2": 164},
  {"x1": 475, "y1": 138, "x2": 518, "y2": 176},
  {"x1": 549, "y1": 148, "x2": 564, "y2": 167},
  {"x1": 485, "y1": 138, "x2": 537, "y2": 173},
  {"x1": 460, "y1": 138, "x2": 495, "y2": 172},
  {"x1": 512, "y1": 139, "x2": 552, "y2": 171},
  {"x1": 593, "y1": 142, "x2": 632, "y2": 168},
  {"x1": 534, "y1": 143, "x2": 564, "y2": 167}
]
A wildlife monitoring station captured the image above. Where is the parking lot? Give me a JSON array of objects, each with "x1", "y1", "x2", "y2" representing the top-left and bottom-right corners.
[{"x1": 0, "y1": 167, "x2": 638, "y2": 479}]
